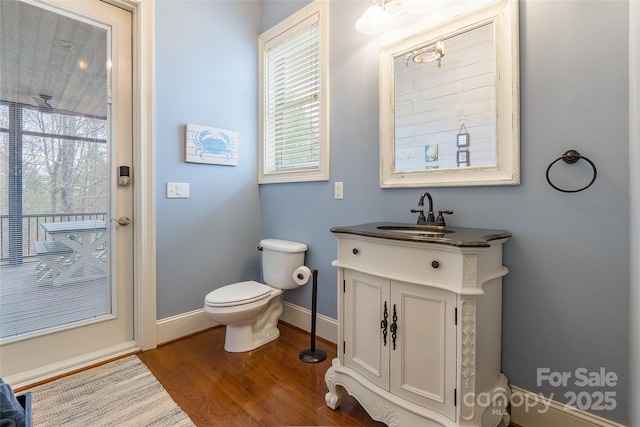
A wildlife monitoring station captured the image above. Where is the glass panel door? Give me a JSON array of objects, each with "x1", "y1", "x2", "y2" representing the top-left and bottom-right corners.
[{"x1": 0, "y1": 0, "x2": 134, "y2": 382}]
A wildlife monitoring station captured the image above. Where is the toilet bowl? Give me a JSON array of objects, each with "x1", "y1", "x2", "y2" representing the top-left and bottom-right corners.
[{"x1": 204, "y1": 239, "x2": 307, "y2": 352}]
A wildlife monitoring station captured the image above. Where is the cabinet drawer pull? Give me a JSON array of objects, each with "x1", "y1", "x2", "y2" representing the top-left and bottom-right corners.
[
  {"x1": 431, "y1": 260, "x2": 440, "y2": 269},
  {"x1": 352, "y1": 248, "x2": 359, "y2": 255}
]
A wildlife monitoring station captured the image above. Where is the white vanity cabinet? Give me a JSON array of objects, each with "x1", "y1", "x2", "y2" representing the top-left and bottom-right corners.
[{"x1": 325, "y1": 225, "x2": 511, "y2": 427}]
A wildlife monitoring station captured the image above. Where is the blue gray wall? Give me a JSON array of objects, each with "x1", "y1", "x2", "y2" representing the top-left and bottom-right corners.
[
  {"x1": 155, "y1": 0, "x2": 630, "y2": 424},
  {"x1": 155, "y1": 1, "x2": 262, "y2": 317}
]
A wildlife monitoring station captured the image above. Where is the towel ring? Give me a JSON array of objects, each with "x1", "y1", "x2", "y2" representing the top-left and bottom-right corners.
[{"x1": 546, "y1": 150, "x2": 597, "y2": 193}]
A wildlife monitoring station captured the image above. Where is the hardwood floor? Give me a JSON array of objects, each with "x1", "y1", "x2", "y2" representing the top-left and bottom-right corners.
[{"x1": 138, "y1": 322, "x2": 386, "y2": 427}]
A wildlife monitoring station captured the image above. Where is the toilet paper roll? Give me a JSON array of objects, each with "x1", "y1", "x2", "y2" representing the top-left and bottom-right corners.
[{"x1": 293, "y1": 266, "x2": 312, "y2": 286}]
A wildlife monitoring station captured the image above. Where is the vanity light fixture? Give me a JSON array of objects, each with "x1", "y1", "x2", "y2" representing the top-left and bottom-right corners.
[
  {"x1": 355, "y1": 0, "x2": 393, "y2": 34},
  {"x1": 355, "y1": 0, "x2": 441, "y2": 34},
  {"x1": 406, "y1": 41, "x2": 445, "y2": 67}
]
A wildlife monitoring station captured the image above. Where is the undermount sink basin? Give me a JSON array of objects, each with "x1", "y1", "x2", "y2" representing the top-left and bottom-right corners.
[{"x1": 376, "y1": 225, "x2": 454, "y2": 237}]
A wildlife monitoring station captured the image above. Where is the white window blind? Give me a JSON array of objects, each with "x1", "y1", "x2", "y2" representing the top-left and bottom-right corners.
[
  {"x1": 259, "y1": 2, "x2": 329, "y2": 183},
  {"x1": 265, "y1": 20, "x2": 319, "y2": 174}
]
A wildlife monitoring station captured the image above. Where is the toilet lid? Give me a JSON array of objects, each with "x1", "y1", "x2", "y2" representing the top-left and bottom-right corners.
[{"x1": 205, "y1": 281, "x2": 273, "y2": 307}]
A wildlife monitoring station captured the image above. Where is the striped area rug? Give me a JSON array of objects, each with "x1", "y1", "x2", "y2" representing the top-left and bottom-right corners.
[{"x1": 26, "y1": 355, "x2": 195, "y2": 427}]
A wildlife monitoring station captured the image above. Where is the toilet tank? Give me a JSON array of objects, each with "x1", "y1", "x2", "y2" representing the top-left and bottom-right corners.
[{"x1": 260, "y1": 239, "x2": 307, "y2": 290}]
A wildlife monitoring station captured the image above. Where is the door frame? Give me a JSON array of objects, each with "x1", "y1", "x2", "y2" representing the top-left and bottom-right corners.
[{"x1": 106, "y1": 0, "x2": 156, "y2": 351}]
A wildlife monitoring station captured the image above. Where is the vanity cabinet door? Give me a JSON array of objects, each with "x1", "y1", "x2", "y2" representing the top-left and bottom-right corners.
[
  {"x1": 343, "y1": 270, "x2": 390, "y2": 389},
  {"x1": 390, "y1": 281, "x2": 458, "y2": 420},
  {"x1": 343, "y1": 269, "x2": 457, "y2": 420}
]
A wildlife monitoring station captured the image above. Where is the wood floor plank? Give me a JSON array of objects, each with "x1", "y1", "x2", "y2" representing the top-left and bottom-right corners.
[
  {"x1": 138, "y1": 322, "x2": 385, "y2": 427},
  {"x1": 181, "y1": 361, "x2": 263, "y2": 426},
  {"x1": 244, "y1": 369, "x2": 342, "y2": 426}
]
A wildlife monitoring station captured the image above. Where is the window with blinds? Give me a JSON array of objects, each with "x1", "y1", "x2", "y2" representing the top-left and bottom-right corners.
[{"x1": 259, "y1": 1, "x2": 329, "y2": 184}]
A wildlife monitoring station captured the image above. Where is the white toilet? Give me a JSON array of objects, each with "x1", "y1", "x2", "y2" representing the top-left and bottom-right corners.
[{"x1": 204, "y1": 238, "x2": 308, "y2": 352}]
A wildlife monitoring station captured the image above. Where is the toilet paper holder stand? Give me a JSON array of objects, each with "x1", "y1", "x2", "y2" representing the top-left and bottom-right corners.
[{"x1": 299, "y1": 268, "x2": 327, "y2": 363}]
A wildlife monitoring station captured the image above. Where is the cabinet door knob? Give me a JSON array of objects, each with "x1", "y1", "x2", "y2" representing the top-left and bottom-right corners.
[
  {"x1": 431, "y1": 260, "x2": 440, "y2": 269},
  {"x1": 352, "y1": 248, "x2": 359, "y2": 255}
]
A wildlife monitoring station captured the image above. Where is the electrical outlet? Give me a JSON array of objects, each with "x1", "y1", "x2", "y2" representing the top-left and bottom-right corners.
[{"x1": 334, "y1": 182, "x2": 344, "y2": 200}]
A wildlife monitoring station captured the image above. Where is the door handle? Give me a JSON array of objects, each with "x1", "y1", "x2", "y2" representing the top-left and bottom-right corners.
[{"x1": 109, "y1": 216, "x2": 130, "y2": 226}]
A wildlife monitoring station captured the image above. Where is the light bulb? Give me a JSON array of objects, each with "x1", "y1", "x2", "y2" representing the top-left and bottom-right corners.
[{"x1": 355, "y1": 3, "x2": 392, "y2": 34}]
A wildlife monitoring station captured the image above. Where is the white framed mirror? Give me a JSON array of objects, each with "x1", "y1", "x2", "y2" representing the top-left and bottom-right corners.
[{"x1": 379, "y1": 0, "x2": 519, "y2": 188}]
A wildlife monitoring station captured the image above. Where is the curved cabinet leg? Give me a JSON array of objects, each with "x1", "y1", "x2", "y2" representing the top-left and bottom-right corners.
[
  {"x1": 324, "y1": 366, "x2": 345, "y2": 410},
  {"x1": 479, "y1": 374, "x2": 511, "y2": 427}
]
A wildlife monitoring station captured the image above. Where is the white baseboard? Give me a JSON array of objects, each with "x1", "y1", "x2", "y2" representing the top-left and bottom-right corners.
[
  {"x1": 155, "y1": 302, "x2": 338, "y2": 346},
  {"x1": 280, "y1": 300, "x2": 338, "y2": 344},
  {"x1": 156, "y1": 309, "x2": 218, "y2": 345},
  {"x1": 510, "y1": 385, "x2": 626, "y2": 427}
]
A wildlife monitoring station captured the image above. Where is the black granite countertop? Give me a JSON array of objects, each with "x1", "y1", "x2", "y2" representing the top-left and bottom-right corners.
[{"x1": 330, "y1": 222, "x2": 511, "y2": 248}]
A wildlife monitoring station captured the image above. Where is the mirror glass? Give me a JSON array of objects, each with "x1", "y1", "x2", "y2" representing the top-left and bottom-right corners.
[{"x1": 380, "y1": 0, "x2": 519, "y2": 187}]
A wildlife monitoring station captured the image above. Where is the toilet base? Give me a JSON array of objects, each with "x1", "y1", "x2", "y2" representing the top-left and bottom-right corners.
[
  {"x1": 223, "y1": 296, "x2": 284, "y2": 352},
  {"x1": 224, "y1": 324, "x2": 280, "y2": 352}
]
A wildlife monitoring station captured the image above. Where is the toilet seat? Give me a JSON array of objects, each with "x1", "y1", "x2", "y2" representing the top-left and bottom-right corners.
[{"x1": 205, "y1": 281, "x2": 273, "y2": 308}]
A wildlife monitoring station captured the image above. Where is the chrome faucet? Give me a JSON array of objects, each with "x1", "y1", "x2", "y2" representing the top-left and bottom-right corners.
[{"x1": 410, "y1": 192, "x2": 453, "y2": 227}]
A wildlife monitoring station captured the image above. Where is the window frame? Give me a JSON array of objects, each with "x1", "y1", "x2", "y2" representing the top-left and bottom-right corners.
[{"x1": 258, "y1": 0, "x2": 329, "y2": 184}]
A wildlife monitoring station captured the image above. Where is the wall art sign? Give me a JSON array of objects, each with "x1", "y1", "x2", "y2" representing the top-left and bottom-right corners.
[{"x1": 185, "y1": 124, "x2": 238, "y2": 166}]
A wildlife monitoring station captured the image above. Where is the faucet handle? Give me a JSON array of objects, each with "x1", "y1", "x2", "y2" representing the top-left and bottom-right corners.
[
  {"x1": 436, "y1": 210, "x2": 453, "y2": 227},
  {"x1": 410, "y1": 208, "x2": 426, "y2": 225}
]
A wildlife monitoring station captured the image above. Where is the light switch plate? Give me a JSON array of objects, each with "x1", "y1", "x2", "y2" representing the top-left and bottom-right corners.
[
  {"x1": 167, "y1": 182, "x2": 190, "y2": 198},
  {"x1": 334, "y1": 182, "x2": 344, "y2": 199}
]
